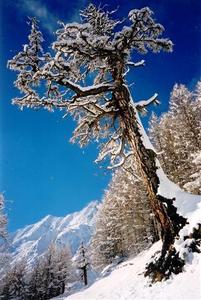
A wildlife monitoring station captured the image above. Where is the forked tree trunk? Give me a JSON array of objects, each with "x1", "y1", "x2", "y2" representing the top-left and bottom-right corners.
[{"x1": 114, "y1": 84, "x2": 187, "y2": 281}]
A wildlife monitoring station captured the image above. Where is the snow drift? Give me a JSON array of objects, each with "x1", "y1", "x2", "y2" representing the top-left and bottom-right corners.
[{"x1": 57, "y1": 241, "x2": 201, "y2": 300}]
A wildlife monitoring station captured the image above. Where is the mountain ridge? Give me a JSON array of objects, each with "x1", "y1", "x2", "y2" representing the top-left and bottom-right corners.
[{"x1": 9, "y1": 200, "x2": 99, "y2": 265}]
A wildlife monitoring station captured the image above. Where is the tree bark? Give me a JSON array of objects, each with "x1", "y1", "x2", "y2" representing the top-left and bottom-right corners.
[
  {"x1": 82, "y1": 266, "x2": 88, "y2": 286},
  {"x1": 114, "y1": 84, "x2": 187, "y2": 280}
]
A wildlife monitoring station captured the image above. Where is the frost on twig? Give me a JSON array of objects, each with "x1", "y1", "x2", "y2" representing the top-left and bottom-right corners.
[{"x1": 8, "y1": 5, "x2": 172, "y2": 167}]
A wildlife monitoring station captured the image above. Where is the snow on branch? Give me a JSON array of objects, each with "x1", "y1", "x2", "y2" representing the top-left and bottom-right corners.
[
  {"x1": 135, "y1": 93, "x2": 160, "y2": 114},
  {"x1": 43, "y1": 75, "x2": 114, "y2": 99},
  {"x1": 95, "y1": 127, "x2": 134, "y2": 170},
  {"x1": 8, "y1": 4, "x2": 173, "y2": 174},
  {"x1": 127, "y1": 60, "x2": 145, "y2": 67},
  {"x1": 114, "y1": 7, "x2": 173, "y2": 53},
  {"x1": 107, "y1": 151, "x2": 134, "y2": 169},
  {"x1": 12, "y1": 95, "x2": 69, "y2": 112},
  {"x1": 80, "y1": 3, "x2": 119, "y2": 35}
]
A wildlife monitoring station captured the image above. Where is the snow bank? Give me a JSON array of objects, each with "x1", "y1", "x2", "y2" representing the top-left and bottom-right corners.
[
  {"x1": 156, "y1": 162, "x2": 201, "y2": 255},
  {"x1": 57, "y1": 241, "x2": 200, "y2": 300}
]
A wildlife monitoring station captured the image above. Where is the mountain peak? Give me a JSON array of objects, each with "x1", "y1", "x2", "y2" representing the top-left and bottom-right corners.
[{"x1": 10, "y1": 201, "x2": 99, "y2": 265}]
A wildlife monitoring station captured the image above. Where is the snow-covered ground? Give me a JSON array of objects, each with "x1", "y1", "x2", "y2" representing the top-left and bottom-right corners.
[
  {"x1": 58, "y1": 241, "x2": 201, "y2": 300},
  {"x1": 8, "y1": 188, "x2": 201, "y2": 300}
]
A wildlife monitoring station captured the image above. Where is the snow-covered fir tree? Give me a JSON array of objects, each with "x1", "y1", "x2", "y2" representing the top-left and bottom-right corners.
[
  {"x1": 149, "y1": 81, "x2": 201, "y2": 194},
  {"x1": 27, "y1": 243, "x2": 74, "y2": 299},
  {"x1": 0, "y1": 260, "x2": 26, "y2": 299},
  {"x1": 184, "y1": 81, "x2": 201, "y2": 194},
  {"x1": 91, "y1": 196, "x2": 123, "y2": 271},
  {"x1": 91, "y1": 163, "x2": 159, "y2": 271},
  {"x1": 25, "y1": 259, "x2": 47, "y2": 300},
  {"x1": 75, "y1": 242, "x2": 89, "y2": 286},
  {"x1": 0, "y1": 194, "x2": 9, "y2": 277},
  {"x1": 184, "y1": 150, "x2": 201, "y2": 194},
  {"x1": 8, "y1": 3, "x2": 201, "y2": 281},
  {"x1": 0, "y1": 194, "x2": 7, "y2": 241},
  {"x1": 0, "y1": 243, "x2": 75, "y2": 299},
  {"x1": 148, "y1": 113, "x2": 172, "y2": 175}
]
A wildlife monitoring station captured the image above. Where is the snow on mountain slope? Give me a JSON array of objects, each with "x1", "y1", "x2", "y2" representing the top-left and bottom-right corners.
[
  {"x1": 9, "y1": 201, "x2": 99, "y2": 265},
  {"x1": 58, "y1": 184, "x2": 201, "y2": 300},
  {"x1": 58, "y1": 241, "x2": 201, "y2": 300}
]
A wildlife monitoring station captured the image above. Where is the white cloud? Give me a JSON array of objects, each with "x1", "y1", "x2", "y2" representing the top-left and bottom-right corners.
[
  {"x1": 16, "y1": 0, "x2": 91, "y2": 34},
  {"x1": 17, "y1": 0, "x2": 58, "y2": 33}
]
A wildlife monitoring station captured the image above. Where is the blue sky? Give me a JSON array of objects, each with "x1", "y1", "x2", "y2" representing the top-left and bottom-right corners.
[{"x1": 0, "y1": 0, "x2": 200, "y2": 232}]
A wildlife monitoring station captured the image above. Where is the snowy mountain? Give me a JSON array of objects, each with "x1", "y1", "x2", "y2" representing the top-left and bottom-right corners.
[
  {"x1": 57, "y1": 241, "x2": 201, "y2": 300},
  {"x1": 9, "y1": 201, "x2": 99, "y2": 265}
]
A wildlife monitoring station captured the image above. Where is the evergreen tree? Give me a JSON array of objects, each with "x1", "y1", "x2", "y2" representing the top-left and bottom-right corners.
[
  {"x1": 75, "y1": 243, "x2": 89, "y2": 286},
  {"x1": 184, "y1": 150, "x2": 201, "y2": 194},
  {"x1": 90, "y1": 204, "x2": 115, "y2": 270},
  {"x1": 33, "y1": 243, "x2": 74, "y2": 299},
  {"x1": 91, "y1": 164, "x2": 159, "y2": 271},
  {"x1": 0, "y1": 260, "x2": 26, "y2": 299},
  {"x1": 0, "y1": 194, "x2": 7, "y2": 241},
  {"x1": 149, "y1": 112, "x2": 181, "y2": 182},
  {"x1": 0, "y1": 194, "x2": 9, "y2": 278},
  {"x1": 25, "y1": 260, "x2": 47, "y2": 300},
  {"x1": 195, "y1": 80, "x2": 201, "y2": 104},
  {"x1": 184, "y1": 81, "x2": 201, "y2": 194},
  {"x1": 8, "y1": 3, "x2": 199, "y2": 281},
  {"x1": 149, "y1": 82, "x2": 201, "y2": 194},
  {"x1": 169, "y1": 84, "x2": 200, "y2": 186},
  {"x1": 23, "y1": 244, "x2": 74, "y2": 299}
]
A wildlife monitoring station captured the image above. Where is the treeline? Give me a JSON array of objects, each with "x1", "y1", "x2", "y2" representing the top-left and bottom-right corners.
[
  {"x1": 90, "y1": 80, "x2": 201, "y2": 271},
  {"x1": 0, "y1": 242, "x2": 90, "y2": 300},
  {"x1": 0, "y1": 244, "x2": 75, "y2": 300}
]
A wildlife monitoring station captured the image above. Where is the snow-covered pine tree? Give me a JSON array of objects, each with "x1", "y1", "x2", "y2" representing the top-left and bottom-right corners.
[
  {"x1": 148, "y1": 113, "x2": 172, "y2": 175},
  {"x1": 149, "y1": 82, "x2": 201, "y2": 194},
  {"x1": 149, "y1": 112, "x2": 181, "y2": 182},
  {"x1": 184, "y1": 81, "x2": 201, "y2": 194},
  {"x1": 8, "y1": 4, "x2": 200, "y2": 281},
  {"x1": 0, "y1": 260, "x2": 26, "y2": 299},
  {"x1": 0, "y1": 194, "x2": 7, "y2": 241},
  {"x1": 25, "y1": 260, "x2": 46, "y2": 300},
  {"x1": 195, "y1": 80, "x2": 201, "y2": 104},
  {"x1": 26, "y1": 243, "x2": 74, "y2": 299},
  {"x1": 0, "y1": 194, "x2": 9, "y2": 278},
  {"x1": 118, "y1": 163, "x2": 159, "y2": 252},
  {"x1": 184, "y1": 150, "x2": 201, "y2": 194},
  {"x1": 75, "y1": 242, "x2": 89, "y2": 286},
  {"x1": 50, "y1": 244, "x2": 75, "y2": 295},
  {"x1": 91, "y1": 188, "x2": 124, "y2": 271},
  {"x1": 90, "y1": 203, "x2": 116, "y2": 271},
  {"x1": 43, "y1": 243, "x2": 74, "y2": 298},
  {"x1": 91, "y1": 163, "x2": 159, "y2": 271},
  {"x1": 169, "y1": 83, "x2": 200, "y2": 187}
]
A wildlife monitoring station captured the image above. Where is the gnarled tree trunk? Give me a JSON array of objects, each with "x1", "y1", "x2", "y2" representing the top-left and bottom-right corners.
[{"x1": 114, "y1": 83, "x2": 187, "y2": 281}]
